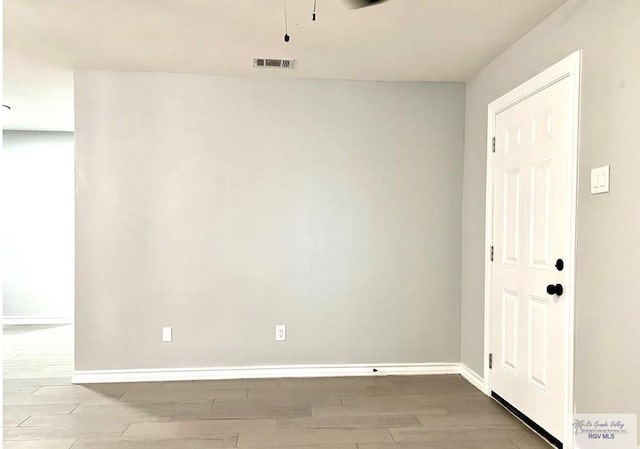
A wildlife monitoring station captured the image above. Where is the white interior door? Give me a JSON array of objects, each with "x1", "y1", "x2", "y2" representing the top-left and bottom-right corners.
[{"x1": 490, "y1": 74, "x2": 574, "y2": 442}]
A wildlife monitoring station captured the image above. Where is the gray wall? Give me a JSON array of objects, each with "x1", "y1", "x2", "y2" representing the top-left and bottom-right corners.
[
  {"x1": 74, "y1": 71, "x2": 465, "y2": 370},
  {"x1": 460, "y1": 0, "x2": 640, "y2": 424},
  {"x1": 2, "y1": 131, "x2": 74, "y2": 320}
]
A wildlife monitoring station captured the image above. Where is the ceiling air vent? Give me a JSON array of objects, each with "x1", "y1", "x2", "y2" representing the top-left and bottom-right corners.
[{"x1": 253, "y1": 58, "x2": 296, "y2": 69}]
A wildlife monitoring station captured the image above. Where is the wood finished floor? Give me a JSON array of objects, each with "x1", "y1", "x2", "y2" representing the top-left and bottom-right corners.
[{"x1": 3, "y1": 325, "x2": 550, "y2": 449}]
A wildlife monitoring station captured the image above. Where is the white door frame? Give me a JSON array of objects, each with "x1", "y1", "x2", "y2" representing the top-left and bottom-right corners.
[{"x1": 483, "y1": 50, "x2": 581, "y2": 448}]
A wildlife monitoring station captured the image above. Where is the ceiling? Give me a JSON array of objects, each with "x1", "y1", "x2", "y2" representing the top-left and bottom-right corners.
[{"x1": 3, "y1": 0, "x2": 567, "y2": 131}]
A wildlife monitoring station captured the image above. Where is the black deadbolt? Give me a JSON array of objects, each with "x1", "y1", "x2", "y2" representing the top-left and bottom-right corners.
[
  {"x1": 555, "y1": 258, "x2": 564, "y2": 271},
  {"x1": 546, "y1": 283, "x2": 564, "y2": 296}
]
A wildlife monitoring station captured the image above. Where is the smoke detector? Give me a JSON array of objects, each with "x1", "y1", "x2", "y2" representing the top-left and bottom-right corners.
[{"x1": 253, "y1": 58, "x2": 296, "y2": 69}]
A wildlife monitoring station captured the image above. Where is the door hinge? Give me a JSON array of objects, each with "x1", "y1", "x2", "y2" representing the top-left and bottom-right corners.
[
  {"x1": 490, "y1": 245, "x2": 494, "y2": 262},
  {"x1": 489, "y1": 353, "x2": 493, "y2": 369},
  {"x1": 492, "y1": 136, "x2": 496, "y2": 153}
]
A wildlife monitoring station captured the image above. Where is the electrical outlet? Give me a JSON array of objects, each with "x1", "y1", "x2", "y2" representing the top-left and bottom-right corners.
[
  {"x1": 162, "y1": 326, "x2": 172, "y2": 342},
  {"x1": 275, "y1": 324, "x2": 286, "y2": 341}
]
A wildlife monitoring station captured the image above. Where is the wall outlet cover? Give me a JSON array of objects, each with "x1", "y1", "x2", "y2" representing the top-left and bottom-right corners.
[
  {"x1": 162, "y1": 326, "x2": 172, "y2": 342},
  {"x1": 275, "y1": 324, "x2": 286, "y2": 341}
]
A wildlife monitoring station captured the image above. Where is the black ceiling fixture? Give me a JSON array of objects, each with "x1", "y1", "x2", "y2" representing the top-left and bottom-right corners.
[
  {"x1": 281, "y1": 0, "x2": 391, "y2": 43},
  {"x1": 344, "y1": 0, "x2": 390, "y2": 9}
]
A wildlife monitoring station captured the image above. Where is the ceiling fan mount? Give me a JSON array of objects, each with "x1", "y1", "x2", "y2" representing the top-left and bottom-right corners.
[
  {"x1": 281, "y1": 0, "x2": 391, "y2": 43},
  {"x1": 345, "y1": 0, "x2": 391, "y2": 9}
]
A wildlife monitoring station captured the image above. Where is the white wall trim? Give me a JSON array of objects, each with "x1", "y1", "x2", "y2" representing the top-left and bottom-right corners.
[
  {"x1": 2, "y1": 316, "x2": 73, "y2": 325},
  {"x1": 484, "y1": 50, "x2": 581, "y2": 449},
  {"x1": 459, "y1": 364, "x2": 485, "y2": 392},
  {"x1": 72, "y1": 362, "x2": 462, "y2": 384}
]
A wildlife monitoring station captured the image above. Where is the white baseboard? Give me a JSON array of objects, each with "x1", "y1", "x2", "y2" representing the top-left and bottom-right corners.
[
  {"x1": 72, "y1": 362, "x2": 462, "y2": 384},
  {"x1": 3, "y1": 316, "x2": 73, "y2": 326},
  {"x1": 72, "y1": 362, "x2": 491, "y2": 387},
  {"x1": 459, "y1": 364, "x2": 486, "y2": 393}
]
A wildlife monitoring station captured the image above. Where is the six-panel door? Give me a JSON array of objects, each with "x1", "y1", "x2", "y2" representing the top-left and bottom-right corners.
[{"x1": 491, "y1": 77, "x2": 572, "y2": 441}]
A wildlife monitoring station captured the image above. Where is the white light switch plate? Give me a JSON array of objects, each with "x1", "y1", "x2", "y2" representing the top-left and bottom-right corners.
[
  {"x1": 590, "y1": 165, "x2": 610, "y2": 194},
  {"x1": 162, "y1": 326, "x2": 172, "y2": 342}
]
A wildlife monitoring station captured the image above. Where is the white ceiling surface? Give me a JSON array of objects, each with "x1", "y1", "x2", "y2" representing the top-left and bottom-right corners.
[{"x1": 3, "y1": 0, "x2": 567, "y2": 131}]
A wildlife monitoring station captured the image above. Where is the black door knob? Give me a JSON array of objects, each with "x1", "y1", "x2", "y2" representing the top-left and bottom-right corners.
[
  {"x1": 555, "y1": 259, "x2": 564, "y2": 271},
  {"x1": 546, "y1": 283, "x2": 564, "y2": 296}
]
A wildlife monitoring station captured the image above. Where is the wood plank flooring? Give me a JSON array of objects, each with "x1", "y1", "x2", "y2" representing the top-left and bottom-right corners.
[{"x1": 3, "y1": 325, "x2": 551, "y2": 448}]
